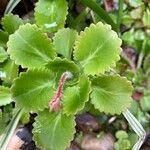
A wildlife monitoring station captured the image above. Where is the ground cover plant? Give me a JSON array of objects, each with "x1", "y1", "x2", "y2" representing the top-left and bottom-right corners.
[{"x1": 0, "y1": 0, "x2": 149, "y2": 150}]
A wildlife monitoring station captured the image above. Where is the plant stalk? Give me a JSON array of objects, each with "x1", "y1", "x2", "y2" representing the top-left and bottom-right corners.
[
  {"x1": 117, "y1": 0, "x2": 123, "y2": 34},
  {"x1": 81, "y1": 0, "x2": 117, "y2": 31}
]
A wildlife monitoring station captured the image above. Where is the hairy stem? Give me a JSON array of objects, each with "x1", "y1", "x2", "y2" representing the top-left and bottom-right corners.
[{"x1": 49, "y1": 71, "x2": 73, "y2": 112}]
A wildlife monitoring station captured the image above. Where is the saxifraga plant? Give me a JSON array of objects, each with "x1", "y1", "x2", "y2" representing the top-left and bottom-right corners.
[
  {"x1": 6, "y1": 22, "x2": 132, "y2": 150},
  {"x1": 0, "y1": 0, "x2": 147, "y2": 149}
]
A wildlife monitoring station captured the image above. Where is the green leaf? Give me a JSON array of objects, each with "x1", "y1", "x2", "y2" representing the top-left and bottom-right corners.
[
  {"x1": 122, "y1": 29, "x2": 135, "y2": 47},
  {"x1": 144, "y1": 37, "x2": 150, "y2": 55},
  {"x1": 122, "y1": 29, "x2": 145, "y2": 53},
  {"x1": 143, "y1": 8, "x2": 150, "y2": 28},
  {"x1": 128, "y1": 0, "x2": 142, "y2": 7},
  {"x1": 0, "y1": 86, "x2": 12, "y2": 106},
  {"x1": 11, "y1": 68, "x2": 55, "y2": 112},
  {"x1": 62, "y1": 75, "x2": 91, "y2": 115},
  {"x1": 0, "y1": 110, "x2": 6, "y2": 134},
  {"x1": 74, "y1": 22, "x2": 121, "y2": 75},
  {"x1": 46, "y1": 58, "x2": 79, "y2": 85},
  {"x1": 0, "y1": 30, "x2": 9, "y2": 47},
  {"x1": 130, "y1": 7, "x2": 143, "y2": 19},
  {"x1": 0, "y1": 59, "x2": 18, "y2": 84},
  {"x1": 7, "y1": 23, "x2": 56, "y2": 68},
  {"x1": 20, "y1": 111, "x2": 30, "y2": 124},
  {"x1": 0, "y1": 47, "x2": 8, "y2": 63},
  {"x1": 34, "y1": 0, "x2": 68, "y2": 32},
  {"x1": 116, "y1": 130, "x2": 128, "y2": 139},
  {"x1": 33, "y1": 110, "x2": 75, "y2": 150},
  {"x1": 53, "y1": 28, "x2": 77, "y2": 58},
  {"x1": 122, "y1": 15, "x2": 134, "y2": 27},
  {"x1": 46, "y1": 57, "x2": 79, "y2": 75},
  {"x1": 2, "y1": 13, "x2": 23, "y2": 34},
  {"x1": 143, "y1": 55, "x2": 150, "y2": 71},
  {"x1": 91, "y1": 75, "x2": 133, "y2": 114},
  {"x1": 140, "y1": 90, "x2": 150, "y2": 111}
]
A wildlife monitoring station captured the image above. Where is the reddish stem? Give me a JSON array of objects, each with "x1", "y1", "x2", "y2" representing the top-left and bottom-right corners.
[{"x1": 49, "y1": 72, "x2": 72, "y2": 112}]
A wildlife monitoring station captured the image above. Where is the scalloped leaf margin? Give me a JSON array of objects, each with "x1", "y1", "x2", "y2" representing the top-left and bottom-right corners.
[
  {"x1": 0, "y1": 86, "x2": 12, "y2": 106},
  {"x1": 74, "y1": 22, "x2": 122, "y2": 75},
  {"x1": 2, "y1": 13, "x2": 23, "y2": 34},
  {"x1": 33, "y1": 110, "x2": 75, "y2": 150},
  {"x1": 53, "y1": 28, "x2": 77, "y2": 58},
  {"x1": 91, "y1": 75, "x2": 133, "y2": 114},
  {"x1": 11, "y1": 68, "x2": 55, "y2": 112},
  {"x1": 7, "y1": 23, "x2": 56, "y2": 68},
  {"x1": 62, "y1": 75, "x2": 91, "y2": 115},
  {"x1": 34, "y1": 0, "x2": 68, "y2": 32}
]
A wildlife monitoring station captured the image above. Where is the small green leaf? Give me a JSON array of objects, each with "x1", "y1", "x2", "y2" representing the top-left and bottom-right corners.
[
  {"x1": 53, "y1": 28, "x2": 77, "y2": 58},
  {"x1": 91, "y1": 75, "x2": 133, "y2": 114},
  {"x1": 130, "y1": 7, "x2": 143, "y2": 19},
  {"x1": 144, "y1": 37, "x2": 150, "y2": 55},
  {"x1": 2, "y1": 13, "x2": 23, "y2": 34},
  {"x1": 143, "y1": 9, "x2": 150, "y2": 28},
  {"x1": 33, "y1": 109, "x2": 75, "y2": 150},
  {"x1": 20, "y1": 111, "x2": 30, "y2": 124},
  {"x1": 0, "y1": 30, "x2": 8, "y2": 47},
  {"x1": 116, "y1": 130, "x2": 128, "y2": 139},
  {"x1": 0, "y1": 110, "x2": 6, "y2": 134},
  {"x1": 34, "y1": 0, "x2": 68, "y2": 32},
  {"x1": 122, "y1": 29, "x2": 135, "y2": 47},
  {"x1": 74, "y1": 22, "x2": 121, "y2": 75},
  {"x1": 140, "y1": 90, "x2": 150, "y2": 111},
  {"x1": 46, "y1": 57, "x2": 79, "y2": 75},
  {"x1": 11, "y1": 68, "x2": 55, "y2": 112},
  {"x1": 0, "y1": 47, "x2": 8, "y2": 63},
  {"x1": 7, "y1": 23, "x2": 56, "y2": 68},
  {"x1": 0, "y1": 59, "x2": 18, "y2": 84},
  {"x1": 62, "y1": 75, "x2": 91, "y2": 115},
  {"x1": 143, "y1": 55, "x2": 150, "y2": 71},
  {"x1": 0, "y1": 86, "x2": 12, "y2": 106},
  {"x1": 128, "y1": 0, "x2": 142, "y2": 8}
]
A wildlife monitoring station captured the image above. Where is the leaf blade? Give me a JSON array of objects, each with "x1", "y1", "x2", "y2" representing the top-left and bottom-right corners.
[
  {"x1": 33, "y1": 110, "x2": 75, "y2": 150},
  {"x1": 11, "y1": 68, "x2": 55, "y2": 112},
  {"x1": 0, "y1": 86, "x2": 12, "y2": 106},
  {"x1": 7, "y1": 23, "x2": 56, "y2": 68},
  {"x1": 2, "y1": 13, "x2": 23, "y2": 34},
  {"x1": 62, "y1": 75, "x2": 91, "y2": 115},
  {"x1": 91, "y1": 75, "x2": 133, "y2": 114},
  {"x1": 0, "y1": 47, "x2": 8, "y2": 63},
  {"x1": 74, "y1": 22, "x2": 121, "y2": 75},
  {"x1": 34, "y1": 0, "x2": 68, "y2": 32},
  {"x1": 53, "y1": 28, "x2": 77, "y2": 58}
]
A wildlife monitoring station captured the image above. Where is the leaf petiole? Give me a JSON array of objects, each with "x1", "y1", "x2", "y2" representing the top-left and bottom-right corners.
[{"x1": 49, "y1": 71, "x2": 73, "y2": 112}]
